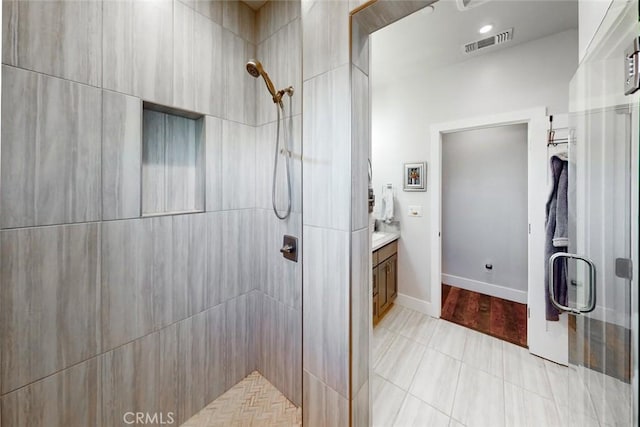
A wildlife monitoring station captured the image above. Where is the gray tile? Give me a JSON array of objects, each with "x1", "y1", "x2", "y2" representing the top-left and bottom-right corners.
[
  {"x1": 351, "y1": 66, "x2": 369, "y2": 231},
  {"x1": 302, "y1": 66, "x2": 351, "y2": 230},
  {"x1": 429, "y1": 320, "x2": 468, "y2": 360},
  {"x1": 109, "y1": 214, "x2": 206, "y2": 336},
  {"x1": 502, "y1": 341, "x2": 553, "y2": 399},
  {"x1": 352, "y1": 380, "x2": 370, "y2": 427},
  {"x1": 103, "y1": 0, "x2": 173, "y2": 105},
  {"x1": 255, "y1": 210, "x2": 302, "y2": 309},
  {"x1": 259, "y1": 293, "x2": 302, "y2": 406},
  {"x1": 585, "y1": 367, "x2": 633, "y2": 426},
  {"x1": 396, "y1": 310, "x2": 437, "y2": 346},
  {"x1": 372, "y1": 374, "x2": 406, "y2": 427},
  {"x1": 248, "y1": 290, "x2": 263, "y2": 373},
  {"x1": 351, "y1": 228, "x2": 370, "y2": 393},
  {"x1": 351, "y1": 17, "x2": 370, "y2": 75},
  {"x1": 8, "y1": 0, "x2": 101, "y2": 86},
  {"x1": 141, "y1": 110, "x2": 167, "y2": 215},
  {"x1": 462, "y1": 330, "x2": 503, "y2": 378},
  {"x1": 150, "y1": 222, "x2": 180, "y2": 336},
  {"x1": 373, "y1": 326, "x2": 396, "y2": 367},
  {"x1": 378, "y1": 305, "x2": 412, "y2": 333},
  {"x1": 452, "y1": 364, "x2": 504, "y2": 426},
  {"x1": 256, "y1": 19, "x2": 302, "y2": 126},
  {"x1": 255, "y1": 115, "x2": 302, "y2": 214},
  {"x1": 165, "y1": 116, "x2": 204, "y2": 212},
  {"x1": 101, "y1": 218, "x2": 154, "y2": 351},
  {"x1": 394, "y1": 394, "x2": 450, "y2": 427},
  {"x1": 173, "y1": 1, "x2": 196, "y2": 111},
  {"x1": 0, "y1": 223, "x2": 100, "y2": 394},
  {"x1": 204, "y1": 303, "x2": 227, "y2": 404},
  {"x1": 102, "y1": 90, "x2": 142, "y2": 221},
  {"x1": 222, "y1": 120, "x2": 256, "y2": 210},
  {"x1": 163, "y1": 214, "x2": 207, "y2": 325},
  {"x1": 221, "y1": 209, "x2": 256, "y2": 300},
  {"x1": 0, "y1": 358, "x2": 101, "y2": 427},
  {"x1": 409, "y1": 348, "x2": 461, "y2": 414},
  {"x1": 101, "y1": 325, "x2": 179, "y2": 426},
  {"x1": 301, "y1": 0, "x2": 349, "y2": 80},
  {"x1": 205, "y1": 211, "x2": 224, "y2": 307},
  {"x1": 225, "y1": 294, "x2": 251, "y2": 389},
  {"x1": 142, "y1": 110, "x2": 205, "y2": 215},
  {"x1": 256, "y1": 0, "x2": 300, "y2": 44},
  {"x1": 194, "y1": 13, "x2": 223, "y2": 117},
  {"x1": 222, "y1": 30, "x2": 256, "y2": 125},
  {"x1": 179, "y1": 0, "x2": 223, "y2": 24},
  {"x1": 544, "y1": 361, "x2": 597, "y2": 421},
  {"x1": 177, "y1": 313, "x2": 207, "y2": 425},
  {"x1": 1, "y1": 66, "x2": 102, "y2": 228},
  {"x1": 132, "y1": 0, "x2": 174, "y2": 105},
  {"x1": 2, "y1": 0, "x2": 18, "y2": 66},
  {"x1": 303, "y1": 370, "x2": 349, "y2": 427},
  {"x1": 205, "y1": 116, "x2": 223, "y2": 212},
  {"x1": 222, "y1": 0, "x2": 255, "y2": 43},
  {"x1": 303, "y1": 225, "x2": 349, "y2": 397},
  {"x1": 376, "y1": 334, "x2": 425, "y2": 391},
  {"x1": 503, "y1": 381, "x2": 558, "y2": 427}
]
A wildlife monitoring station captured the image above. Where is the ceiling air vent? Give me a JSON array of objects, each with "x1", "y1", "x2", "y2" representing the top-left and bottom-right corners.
[{"x1": 464, "y1": 28, "x2": 514, "y2": 54}]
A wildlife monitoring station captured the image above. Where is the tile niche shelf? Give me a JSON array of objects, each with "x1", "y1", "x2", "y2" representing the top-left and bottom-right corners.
[{"x1": 142, "y1": 102, "x2": 205, "y2": 216}]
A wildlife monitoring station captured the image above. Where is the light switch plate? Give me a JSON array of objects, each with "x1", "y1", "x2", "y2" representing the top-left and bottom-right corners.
[{"x1": 408, "y1": 205, "x2": 422, "y2": 217}]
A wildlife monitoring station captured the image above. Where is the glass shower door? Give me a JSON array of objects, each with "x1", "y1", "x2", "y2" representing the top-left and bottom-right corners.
[{"x1": 555, "y1": 1, "x2": 639, "y2": 425}]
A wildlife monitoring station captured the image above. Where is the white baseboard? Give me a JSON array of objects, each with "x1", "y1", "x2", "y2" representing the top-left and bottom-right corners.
[
  {"x1": 395, "y1": 293, "x2": 438, "y2": 318},
  {"x1": 442, "y1": 274, "x2": 527, "y2": 304}
]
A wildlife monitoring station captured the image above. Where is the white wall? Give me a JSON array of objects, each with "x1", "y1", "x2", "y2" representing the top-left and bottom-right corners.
[
  {"x1": 442, "y1": 124, "x2": 528, "y2": 301},
  {"x1": 578, "y1": 0, "x2": 613, "y2": 61},
  {"x1": 371, "y1": 29, "x2": 578, "y2": 305}
]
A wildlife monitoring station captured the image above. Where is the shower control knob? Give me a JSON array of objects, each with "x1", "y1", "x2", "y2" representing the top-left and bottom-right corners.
[{"x1": 280, "y1": 235, "x2": 298, "y2": 262}]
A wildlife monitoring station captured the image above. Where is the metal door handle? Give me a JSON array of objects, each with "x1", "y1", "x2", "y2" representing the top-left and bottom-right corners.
[
  {"x1": 549, "y1": 252, "x2": 596, "y2": 314},
  {"x1": 280, "y1": 245, "x2": 293, "y2": 254}
]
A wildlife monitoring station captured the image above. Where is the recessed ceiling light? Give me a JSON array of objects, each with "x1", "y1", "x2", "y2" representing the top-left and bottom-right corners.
[{"x1": 479, "y1": 24, "x2": 493, "y2": 34}]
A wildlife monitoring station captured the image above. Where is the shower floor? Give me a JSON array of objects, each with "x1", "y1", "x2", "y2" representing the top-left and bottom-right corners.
[{"x1": 181, "y1": 371, "x2": 301, "y2": 427}]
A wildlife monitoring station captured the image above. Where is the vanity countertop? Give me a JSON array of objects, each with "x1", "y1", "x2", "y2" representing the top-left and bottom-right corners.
[{"x1": 372, "y1": 231, "x2": 400, "y2": 251}]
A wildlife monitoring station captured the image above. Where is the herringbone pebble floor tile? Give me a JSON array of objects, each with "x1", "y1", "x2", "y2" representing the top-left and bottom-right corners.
[{"x1": 182, "y1": 371, "x2": 301, "y2": 426}]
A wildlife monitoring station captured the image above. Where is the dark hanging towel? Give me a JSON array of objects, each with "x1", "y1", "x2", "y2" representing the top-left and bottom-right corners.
[{"x1": 545, "y1": 155, "x2": 569, "y2": 321}]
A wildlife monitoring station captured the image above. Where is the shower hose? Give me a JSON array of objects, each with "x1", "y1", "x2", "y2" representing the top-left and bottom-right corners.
[{"x1": 272, "y1": 97, "x2": 292, "y2": 220}]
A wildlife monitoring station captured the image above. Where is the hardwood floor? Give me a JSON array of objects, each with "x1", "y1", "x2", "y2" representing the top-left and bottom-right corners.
[{"x1": 441, "y1": 284, "x2": 528, "y2": 348}]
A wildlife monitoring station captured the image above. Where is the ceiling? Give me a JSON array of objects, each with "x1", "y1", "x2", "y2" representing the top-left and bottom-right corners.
[
  {"x1": 372, "y1": 0, "x2": 578, "y2": 82},
  {"x1": 242, "y1": 0, "x2": 268, "y2": 10}
]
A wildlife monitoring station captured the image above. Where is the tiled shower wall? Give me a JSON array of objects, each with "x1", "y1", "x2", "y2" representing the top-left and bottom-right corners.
[
  {"x1": 0, "y1": 1, "x2": 267, "y2": 426},
  {"x1": 254, "y1": 0, "x2": 303, "y2": 407}
]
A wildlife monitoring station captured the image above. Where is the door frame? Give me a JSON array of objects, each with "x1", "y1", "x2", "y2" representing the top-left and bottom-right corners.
[{"x1": 430, "y1": 107, "x2": 568, "y2": 363}]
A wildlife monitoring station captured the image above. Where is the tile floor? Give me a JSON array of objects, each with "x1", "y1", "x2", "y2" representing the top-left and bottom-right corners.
[
  {"x1": 182, "y1": 371, "x2": 301, "y2": 426},
  {"x1": 373, "y1": 304, "x2": 629, "y2": 427}
]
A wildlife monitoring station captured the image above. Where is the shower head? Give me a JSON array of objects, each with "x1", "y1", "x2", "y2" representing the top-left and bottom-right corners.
[
  {"x1": 246, "y1": 59, "x2": 281, "y2": 105},
  {"x1": 246, "y1": 60, "x2": 261, "y2": 78}
]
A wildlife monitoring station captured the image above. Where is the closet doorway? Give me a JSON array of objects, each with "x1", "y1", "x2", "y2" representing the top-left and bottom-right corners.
[
  {"x1": 430, "y1": 109, "x2": 567, "y2": 364},
  {"x1": 440, "y1": 123, "x2": 528, "y2": 347}
]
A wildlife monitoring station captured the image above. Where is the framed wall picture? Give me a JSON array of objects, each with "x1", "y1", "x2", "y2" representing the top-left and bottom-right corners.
[{"x1": 403, "y1": 162, "x2": 426, "y2": 191}]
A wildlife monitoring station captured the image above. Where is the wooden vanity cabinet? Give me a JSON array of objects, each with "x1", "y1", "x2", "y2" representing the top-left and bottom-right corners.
[{"x1": 372, "y1": 241, "x2": 398, "y2": 324}]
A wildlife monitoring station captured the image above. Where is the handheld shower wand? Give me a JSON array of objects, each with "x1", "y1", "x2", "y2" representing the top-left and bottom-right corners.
[{"x1": 246, "y1": 59, "x2": 294, "y2": 220}]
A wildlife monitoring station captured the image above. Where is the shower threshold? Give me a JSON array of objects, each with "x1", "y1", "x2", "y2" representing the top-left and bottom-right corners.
[{"x1": 181, "y1": 371, "x2": 301, "y2": 426}]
